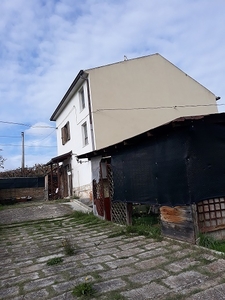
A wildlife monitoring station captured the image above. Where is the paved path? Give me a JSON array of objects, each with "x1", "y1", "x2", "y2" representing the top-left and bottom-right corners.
[
  {"x1": 0, "y1": 200, "x2": 91, "y2": 225},
  {"x1": 1, "y1": 206, "x2": 225, "y2": 299}
]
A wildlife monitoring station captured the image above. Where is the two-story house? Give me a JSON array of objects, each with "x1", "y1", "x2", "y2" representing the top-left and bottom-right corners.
[{"x1": 49, "y1": 53, "x2": 218, "y2": 200}]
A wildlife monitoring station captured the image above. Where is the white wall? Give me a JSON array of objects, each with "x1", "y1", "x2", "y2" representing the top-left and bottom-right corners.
[{"x1": 55, "y1": 80, "x2": 94, "y2": 197}]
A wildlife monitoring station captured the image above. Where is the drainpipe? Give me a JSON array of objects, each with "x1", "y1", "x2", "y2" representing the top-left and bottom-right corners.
[{"x1": 84, "y1": 75, "x2": 95, "y2": 151}]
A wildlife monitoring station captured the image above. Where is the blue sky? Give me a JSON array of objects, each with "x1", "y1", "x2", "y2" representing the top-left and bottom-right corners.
[{"x1": 0, "y1": 0, "x2": 225, "y2": 170}]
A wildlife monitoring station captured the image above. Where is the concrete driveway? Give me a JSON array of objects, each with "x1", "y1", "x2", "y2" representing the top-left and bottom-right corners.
[
  {"x1": 1, "y1": 201, "x2": 225, "y2": 299},
  {"x1": 0, "y1": 200, "x2": 91, "y2": 225}
]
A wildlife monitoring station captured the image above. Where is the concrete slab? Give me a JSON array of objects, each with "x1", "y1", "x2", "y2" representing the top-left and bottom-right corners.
[
  {"x1": 128, "y1": 269, "x2": 168, "y2": 284},
  {"x1": 64, "y1": 199, "x2": 92, "y2": 213},
  {"x1": 94, "y1": 278, "x2": 127, "y2": 293},
  {"x1": 187, "y1": 282, "x2": 225, "y2": 299},
  {"x1": 121, "y1": 282, "x2": 171, "y2": 299},
  {"x1": 163, "y1": 271, "x2": 208, "y2": 292}
]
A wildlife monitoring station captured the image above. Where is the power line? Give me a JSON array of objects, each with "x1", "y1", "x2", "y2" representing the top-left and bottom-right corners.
[
  {"x1": 0, "y1": 135, "x2": 21, "y2": 138},
  {"x1": 0, "y1": 144, "x2": 56, "y2": 148},
  {"x1": 39, "y1": 129, "x2": 56, "y2": 142},
  {"x1": 0, "y1": 120, "x2": 55, "y2": 128},
  {"x1": 94, "y1": 103, "x2": 225, "y2": 112},
  {"x1": 0, "y1": 121, "x2": 30, "y2": 127}
]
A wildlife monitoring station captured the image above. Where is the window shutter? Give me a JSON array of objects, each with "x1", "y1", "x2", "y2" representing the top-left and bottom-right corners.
[
  {"x1": 61, "y1": 127, "x2": 65, "y2": 145},
  {"x1": 67, "y1": 121, "x2": 70, "y2": 141}
]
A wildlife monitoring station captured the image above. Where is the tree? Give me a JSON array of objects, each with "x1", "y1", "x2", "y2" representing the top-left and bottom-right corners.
[{"x1": 0, "y1": 155, "x2": 6, "y2": 169}]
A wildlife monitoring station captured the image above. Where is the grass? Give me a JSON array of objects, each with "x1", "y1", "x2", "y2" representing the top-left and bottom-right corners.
[
  {"x1": 46, "y1": 257, "x2": 63, "y2": 266},
  {"x1": 198, "y1": 232, "x2": 225, "y2": 253},
  {"x1": 106, "y1": 292, "x2": 126, "y2": 300},
  {"x1": 62, "y1": 237, "x2": 76, "y2": 255},
  {"x1": 108, "y1": 211, "x2": 161, "y2": 240},
  {"x1": 71, "y1": 211, "x2": 105, "y2": 225},
  {"x1": 72, "y1": 281, "x2": 95, "y2": 298}
]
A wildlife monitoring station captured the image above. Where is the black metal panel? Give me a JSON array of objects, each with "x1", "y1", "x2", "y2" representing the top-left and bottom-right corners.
[
  {"x1": 111, "y1": 121, "x2": 225, "y2": 206},
  {"x1": 188, "y1": 123, "x2": 225, "y2": 202},
  {"x1": 0, "y1": 177, "x2": 45, "y2": 189}
]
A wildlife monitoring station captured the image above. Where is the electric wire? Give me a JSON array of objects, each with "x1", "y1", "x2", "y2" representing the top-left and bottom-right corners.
[
  {"x1": 0, "y1": 120, "x2": 55, "y2": 128},
  {"x1": 94, "y1": 103, "x2": 224, "y2": 113},
  {"x1": 0, "y1": 144, "x2": 56, "y2": 148}
]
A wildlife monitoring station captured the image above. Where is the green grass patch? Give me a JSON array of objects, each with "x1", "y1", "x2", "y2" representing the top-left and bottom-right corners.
[
  {"x1": 71, "y1": 211, "x2": 102, "y2": 224},
  {"x1": 46, "y1": 257, "x2": 63, "y2": 266},
  {"x1": 108, "y1": 223, "x2": 161, "y2": 240},
  {"x1": 198, "y1": 233, "x2": 225, "y2": 253},
  {"x1": 106, "y1": 292, "x2": 126, "y2": 300},
  {"x1": 132, "y1": 213, "x2": 159, "y2": 226},
  {"x1": 72, "y1": 281, "x2": 95, "y2": 298}
]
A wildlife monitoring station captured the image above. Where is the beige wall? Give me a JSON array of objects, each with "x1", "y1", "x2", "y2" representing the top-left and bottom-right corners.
[{"x1": 87, "y1": 54, "x2": 217, "y2": 150}]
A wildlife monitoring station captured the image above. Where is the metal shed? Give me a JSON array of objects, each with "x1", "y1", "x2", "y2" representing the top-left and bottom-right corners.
[{"x1": 78, "y1": 113, "x2": 225, "y2": 243}]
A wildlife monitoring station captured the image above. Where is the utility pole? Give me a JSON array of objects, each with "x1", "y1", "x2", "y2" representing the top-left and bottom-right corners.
[{"x1": 21, "y1": 132, "x2": 25, "y2": 173}]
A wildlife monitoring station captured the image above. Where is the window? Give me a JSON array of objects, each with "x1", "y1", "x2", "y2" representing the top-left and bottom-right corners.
[
  {"x1": 61, "y1": 121, "x2": 70, "y2": 145},
  {"x1": 79, "y1": 87, "x2": 85, "y2": 111},
  {"x1": 82, "y1": 122, "x2": 88, "y2": 146}
]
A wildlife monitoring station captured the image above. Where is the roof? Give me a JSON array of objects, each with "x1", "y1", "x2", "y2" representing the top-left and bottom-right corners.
[
  {"x1": 50, "y1": 71, "x2": 88, "y2": 121},
  {"x1": 77, "y1": 112, "x2": 225, "y2": 159},
  {"x1": 46, "y1": 151, "x2": 72, "y2": 165}
]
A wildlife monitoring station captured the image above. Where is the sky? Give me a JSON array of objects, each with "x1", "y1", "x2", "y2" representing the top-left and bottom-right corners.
[{"x1": 0, "y1": 0, "x2": 224, "y2": 171}]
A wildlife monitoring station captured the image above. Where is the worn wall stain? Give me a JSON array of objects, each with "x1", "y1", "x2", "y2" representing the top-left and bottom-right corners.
[{"x1": 160, "y1": 206, "x2": 186, "y2": 223}]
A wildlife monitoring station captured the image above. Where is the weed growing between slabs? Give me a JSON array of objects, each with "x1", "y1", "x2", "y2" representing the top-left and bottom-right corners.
[
  {"x1": 71, "y1": 209, "x2": 162, "y2": 240},
  {"x1": 62, "y1": 237, "x2": 76, "y2": 255},
  {"x1": 72, "y1": 277, "x2": 95, "y2": 298},
  {"x1": 46, "y1": 257, "x2": 63, "y2": 266}
]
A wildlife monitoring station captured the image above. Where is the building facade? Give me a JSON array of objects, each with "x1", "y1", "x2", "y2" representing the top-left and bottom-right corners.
[{"x1": 50, "y1": 53, "x2": 218, "y2": 199}]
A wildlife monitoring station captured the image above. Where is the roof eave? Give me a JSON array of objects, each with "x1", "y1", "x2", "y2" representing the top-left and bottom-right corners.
[
  {"x1": 50, "y1": 70, "x2": 88, "y2": 121},
  {"x1": 77, "y1": 112, "x2": 224, "y2": 160},
  {"x1": 46, "y1": 151, "x2": 72, "y2": 165}
]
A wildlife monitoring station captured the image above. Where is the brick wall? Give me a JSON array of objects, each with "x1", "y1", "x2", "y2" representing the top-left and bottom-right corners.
[{"x1": 0, "y1": 187, "x2": 45, "y2": 201}]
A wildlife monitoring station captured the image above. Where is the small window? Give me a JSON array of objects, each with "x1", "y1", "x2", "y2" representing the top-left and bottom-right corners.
[
  {"x1": 82, "y1": 122, "x2": 88, "y2": 146},
  {"x1": 79, "y1": 87, "x2": 85, "y2": 111},
  {"x1": 61, "y1": 121, "x2": 70, "y2": 145}
]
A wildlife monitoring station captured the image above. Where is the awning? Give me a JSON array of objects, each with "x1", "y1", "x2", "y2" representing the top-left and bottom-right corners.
[{"x1": 46, "y1": 151, "x2": 72, "y2": 165}]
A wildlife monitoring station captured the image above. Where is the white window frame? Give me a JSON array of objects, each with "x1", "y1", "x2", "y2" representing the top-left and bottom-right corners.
[
  {"x1": 79, "y1": 87, "x2": 85, "y2": 111},
  {"x1": 82, "y1": 122, "x2": 88, "y2": 146}
]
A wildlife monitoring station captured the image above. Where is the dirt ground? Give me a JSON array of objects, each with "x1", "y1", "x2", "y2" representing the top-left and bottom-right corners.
[{"x1": 0, "y1": 200, "x2": 73, "y2": 225}]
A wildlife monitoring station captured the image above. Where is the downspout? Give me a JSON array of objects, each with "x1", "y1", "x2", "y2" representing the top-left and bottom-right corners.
[
  {"x1": 86, "y1": 76, "x2": 95, "y2": 151},
  {"x1": 50, "y1": 163, "x2": 53, "y2": 200}
]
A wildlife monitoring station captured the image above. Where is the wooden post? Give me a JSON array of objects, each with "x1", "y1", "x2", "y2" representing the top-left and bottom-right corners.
[{"x1": 126, "y1": 203, "x2": 133, "y2": 225}]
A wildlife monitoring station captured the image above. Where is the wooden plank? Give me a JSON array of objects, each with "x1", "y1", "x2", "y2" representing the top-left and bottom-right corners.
[{"x1": 160, "y1": 206, "x2": 196, "y2": 243}]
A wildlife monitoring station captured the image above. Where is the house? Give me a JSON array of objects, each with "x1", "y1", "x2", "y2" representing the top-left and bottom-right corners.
[
  {"x1": 77, "y1": 112, "x2": 225, "y2": 243},
  {"x1": 49, "y1": 53, "x2": 218, "y2": 200}
]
